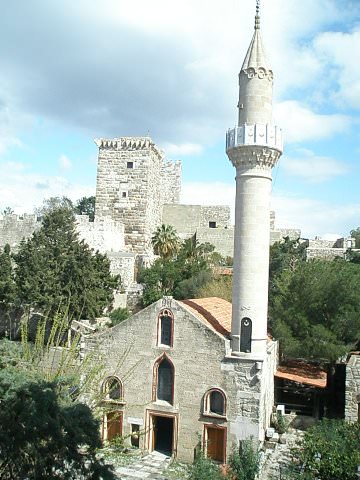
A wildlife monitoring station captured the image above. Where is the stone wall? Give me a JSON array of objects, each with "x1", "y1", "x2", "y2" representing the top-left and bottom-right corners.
[
  {"x1": 76, "y1": 215, "x2": 125, "y2": 253},
  {"x1": 345, "y1": 353, "x2": 360, "y2": 422},
  {"x1": 106, "y1": 252, "x2": 136, "y2": 289},
  {"x1": 161, "y1": 160, "x2": 181, "y2": 205},
  {"x1": 196, "y1": 227, "x2": 234, "y2": 258},
  {"x1": 0, "y1": 214, "x2": 41, "y2": 249}
]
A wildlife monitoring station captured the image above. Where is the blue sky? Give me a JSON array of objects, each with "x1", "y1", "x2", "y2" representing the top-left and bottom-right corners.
[{"x1": 0, "y1": 0, "x2": 359, "y2": 239}]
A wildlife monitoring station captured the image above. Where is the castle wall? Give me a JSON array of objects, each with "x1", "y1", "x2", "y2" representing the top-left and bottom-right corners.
[
  {"x1": 76, "y1": 215, "x2": 125, "y2": 253},
  {"x1": 0, "y1": 214, "x2": 41, "y2": 250},
  {"x1": 345, "y1": 354, "x2": 360, "y2": 423}
]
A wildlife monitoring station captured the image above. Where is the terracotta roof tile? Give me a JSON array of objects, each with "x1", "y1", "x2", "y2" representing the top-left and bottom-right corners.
[
  {"x1": 179, "y1": 297, "x2": 232, "y2": 337},
  {"x1": 275, "y1": 363, "x2": 327, "y2": 388}
]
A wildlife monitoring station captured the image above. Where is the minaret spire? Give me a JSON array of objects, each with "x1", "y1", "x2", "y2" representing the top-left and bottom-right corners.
[{"x1": 255, "y1": 0, "x2": 260, "y2": 29}]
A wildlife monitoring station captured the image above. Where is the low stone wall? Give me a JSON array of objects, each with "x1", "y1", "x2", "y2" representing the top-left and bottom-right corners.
[{"x1": 345, "y1": 353, "x2": 360, "y2": 422}]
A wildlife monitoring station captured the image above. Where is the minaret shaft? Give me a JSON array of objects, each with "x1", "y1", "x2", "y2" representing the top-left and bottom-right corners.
[{"x1": 226, "y1": 8, "x2": 283, "y2": 357}]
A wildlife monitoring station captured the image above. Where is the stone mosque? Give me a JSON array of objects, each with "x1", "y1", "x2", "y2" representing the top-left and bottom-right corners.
[{"x1": 82, "y1": 3, "x2": 281, "y2": 462}]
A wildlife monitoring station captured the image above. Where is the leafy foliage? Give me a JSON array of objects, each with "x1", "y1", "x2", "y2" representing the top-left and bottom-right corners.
[
  {"x1": 35, "y1": 195, "x2": 74, "y2": 216},
  {"x1": 350, "y1": 227, "x2": 360, "y2": 248},
  {"x1": 152, "y1": 224, "x2": 181, "y2": 259},
  {"x1": 270, "y1": 259, "x2": 360, "y2": 361},
  {"x1": 188, "y1": 451, "x2": 224, "y2": 480},
  {"x1": 75, "y1": 195, "x2": 96, "y2": 222},
  {"x1": 139, "y1": 233, "x2": 215, "y2": 305},
  {"x1": 13, "y1": 207, "x2": 119, "y2": 319},
  {"x1": 0, "y1": 244, "x2": 16, "y2": 305},
  {"x1": 109, "y1": 307, "x2": 130, "y2": 326},
  {"x1": 227, "y1": 440, "x2": 260, "y2": 480},
  {"x1": 0, "y1": 369, "x2": 115, "y2": 479},
  {"x1": 286, "y1": 419, "x2": 360, "y2": 480},
  {"x1": 198, "y1": 275, "x2": 232, "y2": 302}
]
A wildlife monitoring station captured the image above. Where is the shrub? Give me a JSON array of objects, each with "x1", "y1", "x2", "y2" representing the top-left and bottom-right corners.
[
  {"x1": 109, "y1": 307, "x2": 129, "y2": 326},
  {"x1": 188, "y1": 452, "x2": 224, "y2": 480},
  {"x1": 273, "y1": 411, "x2": 289, "y2": 434},
  {"x1": 228, "y1": 439, "x2": 260, "y2": 480}
]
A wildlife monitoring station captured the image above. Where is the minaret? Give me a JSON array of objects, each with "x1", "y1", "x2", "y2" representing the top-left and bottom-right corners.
[{"x1": 226, "y1": 1, "x2": 283, "y2": 357}]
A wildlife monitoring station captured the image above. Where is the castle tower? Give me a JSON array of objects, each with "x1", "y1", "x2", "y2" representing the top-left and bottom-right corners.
[
  {"x1": 94, "y1": 137, "x2": 181, "y2": 256},
  {"x1": 226, "y1": 2, "x2": 283, "y2": 356}
]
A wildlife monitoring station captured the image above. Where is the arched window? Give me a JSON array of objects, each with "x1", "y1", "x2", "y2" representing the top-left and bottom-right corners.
[
  {"x1": 157, "y1": 309, "x2": 174, "y2": 347},
  {"x1": 153, "y1": 355, "x2": 174, "y2": 404},
  {"x1": 203, "y1": 388, "x2": 226, "y2": 417},
  {"x1": 240, "y1": 317, "x2": 252, "y2": 353},
  {"x1": 102, "y1": 376, "x2": 123, "y2": 401}
]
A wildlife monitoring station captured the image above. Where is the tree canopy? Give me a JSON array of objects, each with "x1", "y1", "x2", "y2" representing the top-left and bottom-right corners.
[
  {"x1": 75, "y1": 196, "x2": 96, "y2": 222},
  {"x1": 286, "y1": 419, "x2": 360, "y2": 480},
  {"x1": 151, "y1": 224, "x2": 181, "y2": 259},
  {"x1": 140, "y1": 232, "x2": 220, "y2": 306},
  {"x1": 270, "y1": 258, "x2": 360, "y2": 361},
  {"x1": 350, "y1": 227, "x2": 360, "y2": 248},
  {"x1": 12, "y1": 207, "x2": 119, "y2": 319}
]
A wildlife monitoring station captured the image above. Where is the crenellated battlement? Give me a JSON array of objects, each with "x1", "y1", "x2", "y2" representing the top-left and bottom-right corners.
[{"x1": 94, "y1": 137, "x2": 164, "y2": 160}]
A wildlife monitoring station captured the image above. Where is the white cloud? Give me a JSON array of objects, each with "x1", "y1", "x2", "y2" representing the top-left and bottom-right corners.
[
  {"x1": 0, "y1": 161, "x2": 93, "y2": 213},
  {"x1": 281, "y1": 149, "x2": 349, "y2": 182},
  {"x1": 272, "y1": 193, "x2": 360, "y2": 239},
  {"x1": 314, "y1": 27, "x2": 360, "y2": 108},
  {"x1": 161, "y1": 143, "x2": 203, "y2": 157},
  {"x1": 274, "y1": 101, "x2": 350, "y2": 143},
  {"x1": 59, "y1": 154, "x2": 72, "y2": 170}
]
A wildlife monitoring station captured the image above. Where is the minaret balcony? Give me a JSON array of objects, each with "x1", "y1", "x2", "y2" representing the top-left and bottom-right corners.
[{"x1": 226, "y1": 124, "x2": 283, "y2": 153}]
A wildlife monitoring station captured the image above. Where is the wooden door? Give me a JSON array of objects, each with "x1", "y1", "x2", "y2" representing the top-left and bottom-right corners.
[
  {"x1": 206, "y1": 426, "x2": 225, "y2": 463},
  {"x1": 107, "y1": 411, "x2": 122, "y2": 441}
]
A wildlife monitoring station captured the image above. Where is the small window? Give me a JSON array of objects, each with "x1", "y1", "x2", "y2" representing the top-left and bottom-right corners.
[
  {"x1": 204, "y1": 388, "x2": 226, "y2": 417},
  {"x1": 209, "y1": 221, "x2": 216, "y2": 228},
  {"x1": 127, "y1": 161, "x2": 134, "y2": 168},
  {"x1": 122, "y1": 191, "x2": 127, "y2": 198},
  {"x1": 240, "y1": 317, "x2": 252, "y2": 353},
  {"x1": 157, "y1": 309, "x2": 174, "y2": 347},
  {"x1": 102, "y1": 377, "x2": 123, "y2": 401}
]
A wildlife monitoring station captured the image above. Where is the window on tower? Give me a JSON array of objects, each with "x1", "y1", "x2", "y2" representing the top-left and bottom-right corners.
[
  {"x1": 127, "y1": 161, "x2": 134, "y2": 169},
  {"x1": 209, "y1": 221, "x2": 217, "y2": 228},
  {"x1": 240, "y1": 317, "x2": 252, "y2": 353}
]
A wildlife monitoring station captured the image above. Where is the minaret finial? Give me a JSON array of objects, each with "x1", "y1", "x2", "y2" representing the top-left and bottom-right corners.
[{"x1": 255, "y1": 0, "x2": 260, "y2": 29}]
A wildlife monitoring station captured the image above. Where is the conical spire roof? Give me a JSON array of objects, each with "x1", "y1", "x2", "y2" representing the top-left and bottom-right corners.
[{"x1": 241, "y1": 10, "x2": 272, "y2": 72}]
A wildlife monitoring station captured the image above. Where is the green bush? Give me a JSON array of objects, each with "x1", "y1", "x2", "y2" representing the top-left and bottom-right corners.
[
  {"x1": 228, "y1": 440, "x2": 260, "y2": 480},
  {"x1": 273, "y1": 411, "x2": 289, "y2": 434},
  {"x1": 188, "y1": 452, "x2": 224, "y2": 480},
  {"x1": 109, "y1": 307, "x2": 129, "y2": 326}
]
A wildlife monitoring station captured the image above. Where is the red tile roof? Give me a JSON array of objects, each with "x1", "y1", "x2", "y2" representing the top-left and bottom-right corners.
[
  {"x1": 275, "y1": 363, "x2": 327, "y2": 388},
  {"x1": 179, "y1": 297, "x2": 232, "y2": 337}
]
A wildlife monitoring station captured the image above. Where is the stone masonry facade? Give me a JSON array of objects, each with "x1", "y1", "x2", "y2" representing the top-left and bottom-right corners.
[
  {"x1": 345, "y1": 353, "x2": 360, "y2": 423},
  {"x1": 83, "y1": 297, "x2": 277, "y2": 463}
]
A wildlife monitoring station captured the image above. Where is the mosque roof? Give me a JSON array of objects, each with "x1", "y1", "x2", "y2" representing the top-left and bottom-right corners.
[{"x1": 179, "y1": 297, "x2": 232, "y2": 337}]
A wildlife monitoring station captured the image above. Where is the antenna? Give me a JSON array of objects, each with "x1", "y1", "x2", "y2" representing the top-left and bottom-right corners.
[{"x1": 256, "y1": 0, "x2": 260, "y2": 16}]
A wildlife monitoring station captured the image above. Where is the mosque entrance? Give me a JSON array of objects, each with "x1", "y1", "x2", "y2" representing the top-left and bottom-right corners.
[{"x1": 152, "y1": 414, "x2": 174, "y2": 455}]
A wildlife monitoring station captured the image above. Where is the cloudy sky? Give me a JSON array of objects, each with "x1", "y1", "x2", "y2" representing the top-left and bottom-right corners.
[{"x1": 0, "y1": 0, "x2": 359, "y2": 238}]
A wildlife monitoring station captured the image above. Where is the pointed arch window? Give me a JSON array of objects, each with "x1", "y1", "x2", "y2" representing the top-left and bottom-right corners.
[
  {"x1": 102, "y1": 376, "x2": 123, "y2": 402},
  {"x1": 203, "y1": 388, "x2": 227, "y2": 417},
  {"x1": 157, "y1": 308, "x2": 174, "y2": 347},
  {"x1": 152, "y1": 354, "x2": 174, "y2": 405}
]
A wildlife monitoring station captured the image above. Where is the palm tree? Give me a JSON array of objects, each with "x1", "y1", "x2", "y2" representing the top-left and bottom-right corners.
[{"x1": 151, "y1": 224, "x2": 181, "y2": 259}]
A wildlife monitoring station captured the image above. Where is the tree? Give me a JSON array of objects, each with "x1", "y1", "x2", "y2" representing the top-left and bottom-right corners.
[
  {"x1": 350, "y1": 227, "x2": 360, "y2": 248},
  {"x1": 2, "y1": 206, "x2": 14, "y2": 215},
  {"x1": 228, "y1": 439, "x2": 260, "y2": 480},
  {"x1": 270, "y1": 258, "x2": 360, "y2": 361},
  {"x1": 0, "y1": 368, "x2": 115, "y2": 479},
  {"x1": 13, "y1": 207, "x2": 119, "y2": 319},
  {"x1": 139, "y1": 236, "x2": 216, "y2": 306},
  {"x1": 75, "y1": 196, "x2": 96, "y2": 222},
  {"x1": 198, "y1": 275, "x2": 232, "y2": 303},
  {"x1": 151, "y1": 224, "x2": 181, "y2": 259},
  {"x1": 286, "y1": 419, "x2": 360, "y2": 480},
  {"x1": 35, "y1": 196, "x2": 73, "y2": 216},
  {"x1": 0, "y1": 244, "x2": 16, "y2": 305}
]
